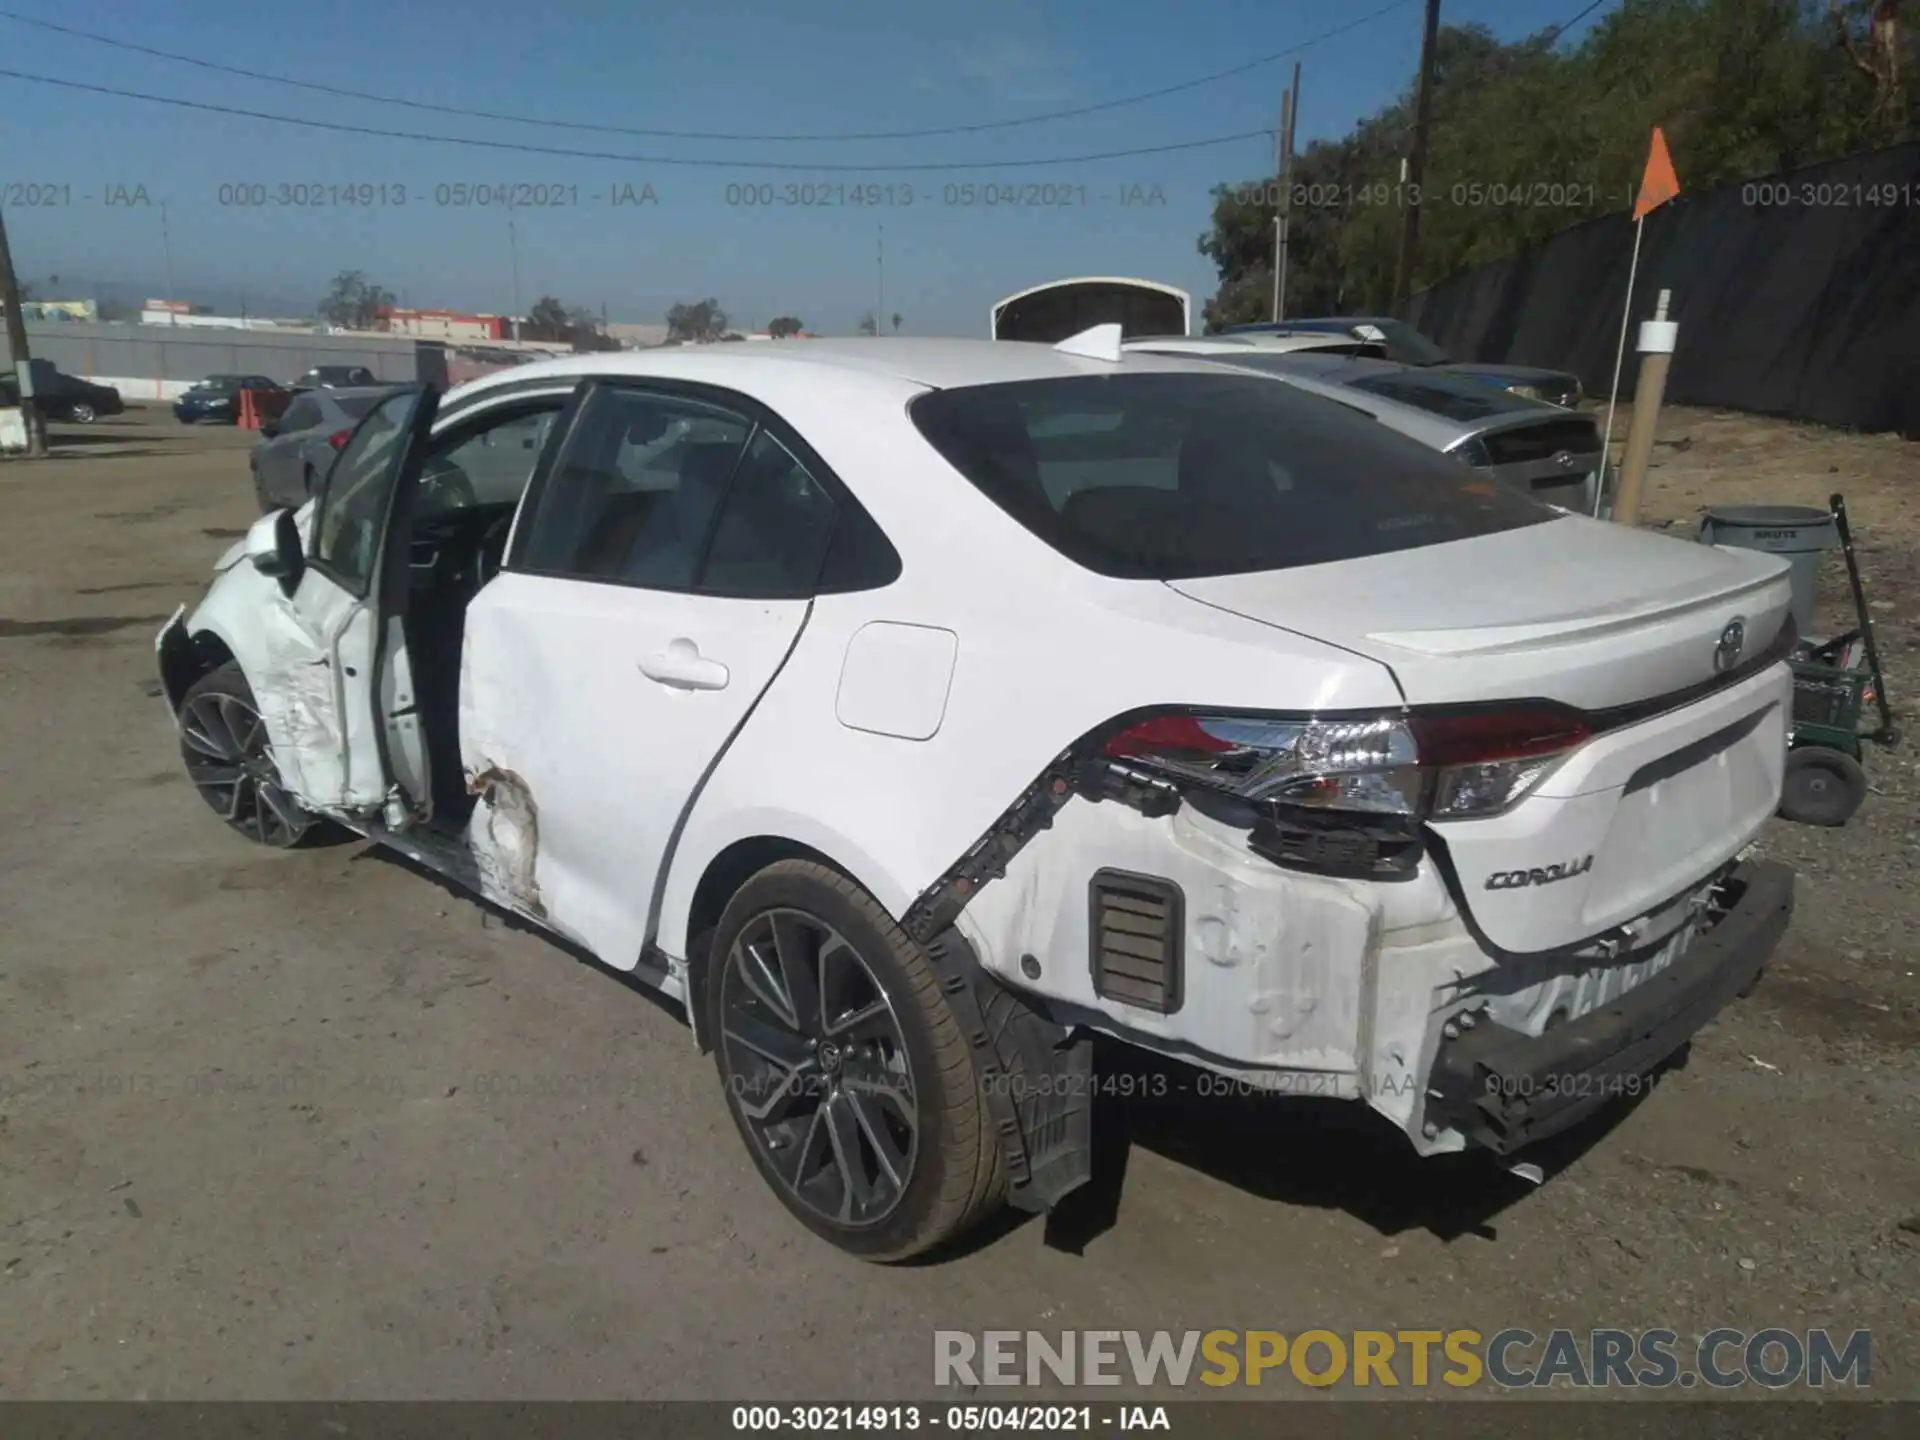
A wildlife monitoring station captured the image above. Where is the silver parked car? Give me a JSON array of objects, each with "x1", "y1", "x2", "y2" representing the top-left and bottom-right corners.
[
  {"x1": 1135, "y1": 348, "x2": 1606, "y2": 512},
  {"x1": 249, "y1": 386, "x2": 395, "y2": 512}
]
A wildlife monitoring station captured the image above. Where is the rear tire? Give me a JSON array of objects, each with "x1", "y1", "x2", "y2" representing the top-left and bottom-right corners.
[
  {"x1": 69, "y1": 402, "x2": 97, "y2": 423},
  {"x1": 176, "y1": 661, "x2": 332, "y2": 848},
  {"x1": 707, "y1": 860, "x2": 1005, "y2": 1261},
  {"x1": 1779, "y1": 746, "x2": 1867, "y2": 827}
]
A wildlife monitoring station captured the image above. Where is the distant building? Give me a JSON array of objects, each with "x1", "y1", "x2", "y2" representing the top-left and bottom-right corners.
[
  {"x1": 604, "y1": 322, "x2": 671, "y2": 349},
  {"x1": 378, "y1": 307, "x2": 509, "y2": 342},
  {"x1": 140, "y1": 299, "x2": 294, "y2": 330}
]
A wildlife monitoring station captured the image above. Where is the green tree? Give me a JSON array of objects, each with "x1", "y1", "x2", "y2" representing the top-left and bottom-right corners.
[
  {"x1": 1197, "y1": 1, "x2": 1917, "y2": 322},
  {"x1": 856, "y1": 312, "x2": 879, "y2": 336},
  {"x1": 666, "y1": 299, "x2": 729, "y2": 343},
  {"x1": 318, "y1": 270, "x2": 395, "y2": 330},
  {"x1": 767, "y1": 315, "x2": 805, "y2": 338}
]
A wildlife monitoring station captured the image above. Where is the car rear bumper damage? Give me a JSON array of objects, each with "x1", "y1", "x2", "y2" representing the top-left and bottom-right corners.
[
  {"x1": 1424, "y1": 859, "x2": 1792, "y2": 1154},
  {"x1": 938, "y1": 747, "x2": 1795, "y2": 1163}
]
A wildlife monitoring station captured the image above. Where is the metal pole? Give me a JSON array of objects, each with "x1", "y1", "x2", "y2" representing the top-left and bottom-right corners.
[
  {"x1": 1270, "y1": 89, "x2": 1287, "y2": 322},
  {"x1": 160, "y1": 201, "x2": 176, "y2": 303},
  {"x1": 876, "y1": 226, "x2": 884, "y2": 337},
  {"x1": 1276, "y1": 60, "x2": 1301, "y2": 322},
  {"x1": 1595, "y1": 213, "x2": 1646, "y2": 515},
  {"x1": 508, "y1": 214, "x2": 521, "y2": 342},
  {"x1": 1611, "y1": 288, "x2": 1675, "y2": 528},
  {"x1": 0, "y1": 201, "x2": 49, "y2": 456},
  {"x1": 1391, "y1": 0, "x2": 1442, "y2": 313}
]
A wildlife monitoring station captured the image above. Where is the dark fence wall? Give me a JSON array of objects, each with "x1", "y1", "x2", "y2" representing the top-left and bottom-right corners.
[{"x1": 1405, "y1": 143, "x2": 1920, "y2": 439}]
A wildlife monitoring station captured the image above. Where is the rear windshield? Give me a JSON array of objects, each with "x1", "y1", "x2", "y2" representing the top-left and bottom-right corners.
[
  {"x1": 334, "y1": 392, "x2": 382, "y2": 420},
  {"x1": 909, "y1": 373, "x2": 1554, "y2": 580},
  {"x1": 1346, "y1": 371, "x2": 1549, "y2": 423}
]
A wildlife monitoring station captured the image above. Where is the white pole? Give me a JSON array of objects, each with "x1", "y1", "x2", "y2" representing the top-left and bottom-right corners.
[{"x1": 1596, "y1": 213, "x2": 1645, "y2": 516}]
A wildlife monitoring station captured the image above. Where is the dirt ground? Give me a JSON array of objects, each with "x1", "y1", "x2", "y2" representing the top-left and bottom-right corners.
[{"x1": 0, "y1": 406, "x2": 1914, "y2": 1403}]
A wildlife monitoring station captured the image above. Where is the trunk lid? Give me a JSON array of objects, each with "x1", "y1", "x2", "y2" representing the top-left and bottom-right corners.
[
  {"x1": 1167, "y1": 517, "x2": 1796, "y2": 953},
  {"x1": 1166, "y1": 515, "x2": 1793, "y2": 711}
]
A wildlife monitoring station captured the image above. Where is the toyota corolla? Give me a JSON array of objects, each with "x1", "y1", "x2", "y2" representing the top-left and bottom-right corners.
[{"x1": 155, "y1": 328, "x2": 1798, "y2": 1260}]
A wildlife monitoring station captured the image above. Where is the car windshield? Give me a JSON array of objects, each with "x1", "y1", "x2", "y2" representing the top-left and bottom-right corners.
[
  {"x1": 1360, "y1": 320, "x2": 1452, "y2": 366},
  {"x1": 909, "y1": 373, "x2": 1552, "y2": 581},
  {"x1": 196, "y1": 375, "x2": 245, "y2": 392},
  {"x1": 1345, "y1": 370, "x2": 1551, "y2": 422}
]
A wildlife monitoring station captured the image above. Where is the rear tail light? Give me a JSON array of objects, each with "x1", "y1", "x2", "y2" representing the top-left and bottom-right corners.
[
  {"x1": 328, "y1": 428, "x2": 353, "y2": 450},
  {"x1": 1101, "y1": 702, "x2": 1590, "y2": 823}
]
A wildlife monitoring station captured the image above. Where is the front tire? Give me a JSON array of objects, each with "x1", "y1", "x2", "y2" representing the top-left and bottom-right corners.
[
  {"x1": 707, "y1": 861, "x2": 1005, "y2": 1260},
  {"x1": 176, "y1": 661, "x2": 325, "y2": 848},
  {"x1": 68, "y1": 402, "x2": 97, "y2": 423}
]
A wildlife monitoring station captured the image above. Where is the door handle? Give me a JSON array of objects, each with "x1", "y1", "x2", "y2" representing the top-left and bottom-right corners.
[{"x1": 639, "y1": 638, "x2": 730, "y2": 691}]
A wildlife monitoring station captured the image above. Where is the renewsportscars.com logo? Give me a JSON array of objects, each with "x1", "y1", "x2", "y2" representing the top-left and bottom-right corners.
[{"x1": 933, "y1": 1328, "x2": 1872, "y2": 1390}]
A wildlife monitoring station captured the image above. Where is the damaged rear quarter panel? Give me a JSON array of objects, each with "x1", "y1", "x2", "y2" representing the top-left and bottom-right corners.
[{"x1": 652, "y1": 574, "x2": 1404, "y2": 968}]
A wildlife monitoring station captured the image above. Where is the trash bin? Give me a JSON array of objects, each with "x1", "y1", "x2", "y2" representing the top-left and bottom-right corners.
[{"x1": 1697, "y1": 504, "x2": 1838, "y2": 638}]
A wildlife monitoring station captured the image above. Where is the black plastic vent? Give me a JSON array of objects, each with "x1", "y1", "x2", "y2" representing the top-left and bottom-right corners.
[{"x1": 1088, "y1": 869, "x2": 1184, "y2": 1014}]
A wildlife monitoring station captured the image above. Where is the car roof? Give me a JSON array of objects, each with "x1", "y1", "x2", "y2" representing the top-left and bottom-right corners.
[
  {"x1": 313, "y1": 384, "x2": 397, "y2": 400},
  {"x1": 1198, "y1": 352, "x2": 1575, "y2": 440},
  {"x1": 443, "y1": 336, "x2": 1230, "y2": 408},
  {"x1": 1123, "y1": 333, "x2": 1369, "y2": 355}
]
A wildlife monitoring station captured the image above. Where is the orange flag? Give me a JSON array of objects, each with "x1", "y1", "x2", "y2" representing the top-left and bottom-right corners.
[{"x1": 1633, "y1": 126, "x2": 1681, "y2": 220}]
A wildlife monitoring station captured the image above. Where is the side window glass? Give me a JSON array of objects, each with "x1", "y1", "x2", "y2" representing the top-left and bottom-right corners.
[
  {"x1": 281, "y1": 397, "x2": 317, "y2": 431},
  {"x1": 418, "y1": 406, "x2": 560, "y2": 519},
  {"x1": 699, "y1": 429, "x2": 837, "y2": 598},
  {"x1": 311, "y1": 389, "x2": 420, "y2": 593},
  {"x1": 515, "y1": 386, "x2": 751, "y2": 588}
]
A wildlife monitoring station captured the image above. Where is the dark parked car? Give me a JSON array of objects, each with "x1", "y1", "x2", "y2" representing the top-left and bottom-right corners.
[
  {"x1": 173, "y1": 375, "x2": 285, "y2": 425},
  {"x1": 248, "y1": 386, "x2": 392, "y2": 511},
  {"x1": 0, "y1": 369, "x2": 124, "y2": 422},
  {"x1": 291, "y1": 365, "x2": 379, "y2": 392},
  {"x1": 1222, "y1": 317, "x2": 1584, "y2": 408}
]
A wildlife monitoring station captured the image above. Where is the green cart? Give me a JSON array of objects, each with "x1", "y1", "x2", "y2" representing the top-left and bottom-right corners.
[{"x1": 1780, "y1": 494, "x2": 1899, "y2": 827}]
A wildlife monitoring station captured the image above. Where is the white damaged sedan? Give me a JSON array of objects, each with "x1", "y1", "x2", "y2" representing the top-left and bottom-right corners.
[{"x1": 157, "y1": 328, "x2": 1798, "y2": 1259}]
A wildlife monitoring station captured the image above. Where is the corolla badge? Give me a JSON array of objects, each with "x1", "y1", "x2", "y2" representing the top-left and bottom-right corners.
[{"x1": 1714, "y1": 616, "x2": 1747, "y2": 674}]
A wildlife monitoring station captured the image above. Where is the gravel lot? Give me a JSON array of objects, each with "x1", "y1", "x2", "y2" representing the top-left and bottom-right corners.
[{"x1": 1, "y1": 407, "x2": 1914, "y2": 1402}]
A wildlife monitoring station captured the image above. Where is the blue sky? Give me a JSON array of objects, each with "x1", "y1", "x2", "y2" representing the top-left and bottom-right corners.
[{"x1": 1, "y1": 0, "x2": 1613, "y2": 334}]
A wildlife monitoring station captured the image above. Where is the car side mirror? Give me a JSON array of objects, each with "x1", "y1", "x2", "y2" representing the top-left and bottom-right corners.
[{"x1": 246, "y1": 509, "x2": 305, "y2": 595}]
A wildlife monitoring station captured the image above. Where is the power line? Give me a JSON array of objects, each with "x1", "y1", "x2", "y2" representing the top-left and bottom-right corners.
[
  {"x1": 0, "y1": 2, "x2": 1415, "y2": 144},
  {"x1": 0, "y1": 67, "x2": 1275, "y2": 171},
  {"x1": 1544, "y1": 0, "x2": 1611, "y2": 40}
]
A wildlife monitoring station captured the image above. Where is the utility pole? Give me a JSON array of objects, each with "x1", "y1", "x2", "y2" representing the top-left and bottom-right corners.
[
  {"x1": 1272, "y1": 60, "x2": 1302, "y2": 323},
  {"x1": 1391, "y1": 0, "x2": 1442, "y2": 315},
  {"x1": 876, "y1": 225, "x2": 884, "y2": 338},
  {"x1": 0, "y1": 201, "x2": 49, "y2": 456},
  {"x1": 160, "y1": 201, "x2": 176, "y2": 306},
  {"x1": 507, "y1": 213, "x2": 522, "y2": 342}
]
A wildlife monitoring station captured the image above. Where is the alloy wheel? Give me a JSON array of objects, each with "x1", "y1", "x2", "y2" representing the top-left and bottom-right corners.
[
  {"x1": 718, "y1": 908, "x2": 919, "y2": 1227},
  {"x1": 178, "y1": 690, "x2": 311, "y2": 846}
]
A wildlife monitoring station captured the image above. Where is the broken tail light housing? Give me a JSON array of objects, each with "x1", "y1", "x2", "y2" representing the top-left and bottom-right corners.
[{"x1": 1101, "y1": 702, "x2": 1590, "y2": 824}]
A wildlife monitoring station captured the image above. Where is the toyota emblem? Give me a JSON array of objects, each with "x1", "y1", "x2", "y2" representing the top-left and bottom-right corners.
[{"x1": 1713, "y1": 617, "x2": 1746, "y2": 673}]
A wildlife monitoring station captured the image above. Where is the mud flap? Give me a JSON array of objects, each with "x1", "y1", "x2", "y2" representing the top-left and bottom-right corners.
[{"x1": 923, "y1": 927, "x2": 1093, "y2": 1214}]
